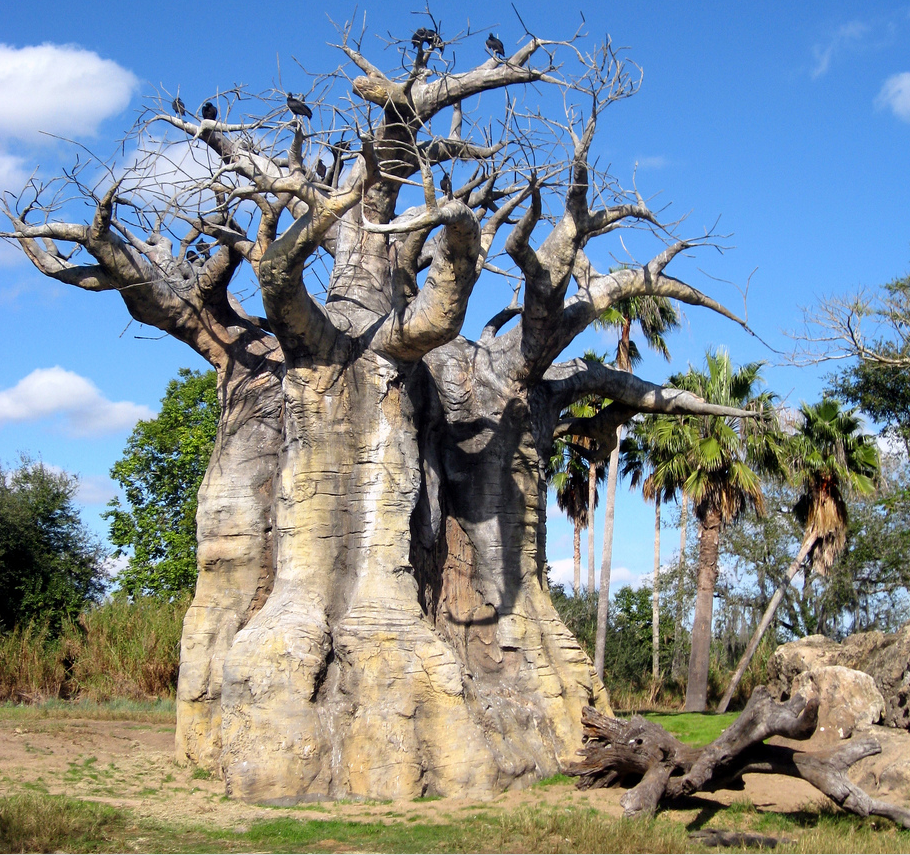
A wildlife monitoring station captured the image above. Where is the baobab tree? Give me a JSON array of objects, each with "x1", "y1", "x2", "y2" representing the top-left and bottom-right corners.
[{"x1": 3, "y1": 17, "x2": 752, "y2": 803}]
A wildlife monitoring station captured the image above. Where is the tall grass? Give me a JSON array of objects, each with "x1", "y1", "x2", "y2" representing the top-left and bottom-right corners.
[
  {"x1": 0, "y1": 594, "x2": 188, "y2": 704},
  {"x1": 0, "y1": 623, "x2": 68, "y2": 703}
]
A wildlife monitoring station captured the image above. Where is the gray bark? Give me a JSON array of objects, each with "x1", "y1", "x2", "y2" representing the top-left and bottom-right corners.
[
  {"x1": 652, "y1": 496, "x2": 661, "y2": 681},
  {"x1": 568, "y1": 686, "x2": 910, "y2": 829},
  {"x1": 3, "y1": 28, "x2": 759, "y2": 803},
  {"x1": 685, "y1": 508, "x2": 722, "y2": 711}
]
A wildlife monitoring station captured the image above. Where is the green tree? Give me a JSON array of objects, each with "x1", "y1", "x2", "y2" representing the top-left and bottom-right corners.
[
  {"x1": 820, "y1": 275, "x2": 910, "y2": 454},
  {"x1": 592, "y1": 295, "x2": 680, "y2": 680},
  {"x1": 621, "y1": 412, "x2": 690, "y2": 681},
  {"x1": 106, "y1": 369, "x2": 219, "y2": 597},
  {"x1": 671, "y1": 350, "x2": 784, "y2": 711},
  {"x1": 0, "y1": 457, "x2": 104, "y2": 634},
  {"x1": 548, "y1": 351, "x2": 607, "y2": 595},
  {"x1": 717, "y1": 398, "x2": 879, "y2": 711},
  {"x1": 820, "y1": 455, "x2": 910, "y2": 635},
  {"x1": 547, "y1": 437, "x2": 594, "y2": 595}
]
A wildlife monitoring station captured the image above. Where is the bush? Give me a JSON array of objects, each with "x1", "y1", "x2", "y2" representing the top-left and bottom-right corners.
[
  {"x1": 0, "y1": 457, "x2": 104, "y2": 635},
  {"x1": 0, "y1": 595, "x2": 189, "y2": 703}
]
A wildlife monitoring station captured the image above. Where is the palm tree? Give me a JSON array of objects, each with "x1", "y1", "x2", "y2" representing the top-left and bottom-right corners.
[
  {"x1": 592, "y1": 295, "x2": 680, "y2": 680},
  {"x1": 577, "y1": 351, "x2": 609, "y2": 593},
  {"x1": 716, "y1": 398, "x2": 879, "y2": 712},
  {"x1": 672, "y1": 349, "x2": 785, "y2": 712},
  {"x1": 548, "y1": 436, "x2": 596, "y2": 594},
  {"x1": 620, "y1": 412, "x2": 692, "y2": 682},
  {"x1": 548, "y1": 393, "x2": 606, "y2": 593}
]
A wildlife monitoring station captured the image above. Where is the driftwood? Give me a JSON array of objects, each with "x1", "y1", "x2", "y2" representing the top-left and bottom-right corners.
[{"x1": 566, "y1": 686, "x2": 910, "y2": 828}]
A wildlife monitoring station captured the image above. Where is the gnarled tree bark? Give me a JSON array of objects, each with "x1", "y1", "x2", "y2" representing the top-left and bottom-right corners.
[
  {"x1": 568, "y1": 686, "x2": 910, "y2": 828},
  {"x1": 4, "y1": 20, "x2": 758, "y2": 802}
]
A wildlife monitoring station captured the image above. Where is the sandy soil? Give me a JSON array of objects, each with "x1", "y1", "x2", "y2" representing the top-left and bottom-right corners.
[{"x1": 0, "y1": 715, "x2": 828, "y2": 832}]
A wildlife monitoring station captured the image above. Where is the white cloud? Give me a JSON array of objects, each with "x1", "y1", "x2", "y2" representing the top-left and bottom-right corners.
[
  {"x1": 875, "y1": 72, "x2": 910, "y2": 121},
  {"x1": 0, "y1": 43, "x2": 138, "y2": 141},
  {"x1": 75, "y1": 474, "x2": 119, "y2": 506},
  {"x1": 0, "y1": 367, "x2": 154, "y2": 436},
  {"x1": 811, "y1": 21, "x2": 871, "y2": 79},
  {"x1": 39, "y1": 463, "x2": 119, "y2": 506},
  {"x1": 548, "y1": 557, "x2": 577, "y2": 590},
  {"x1": 547, "y1": 556, "x2": 646, "y2": 593},
  {"x1": 0, "y1": 150, "x2": 29, "y2": 193},
  {"x1": 635, "y1": 155, "x2": 669, "y2": 171}
]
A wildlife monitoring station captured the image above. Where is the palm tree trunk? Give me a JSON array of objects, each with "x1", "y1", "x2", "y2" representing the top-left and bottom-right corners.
[
  {"x1": 593, "y1": 426, "x2": 621, "y2": 680},
  {"x1": 652, "y1": 495, "x2": 661, "y2": 681},
  {"x1": 573, "y1": 520, "x2": 582, "y2": 596},
  {"x1": 671, "y1": 492, "x2": 689, "y2": 680},
  {"x1": 716, "y1": 529, "x2": 816, "y2": 713},
  {"x1": 587, "y1": 460, "x2": 597, "y2": 593},
  {"x1": 684, "y1": 509, "x2": 722, "y2": 712}
]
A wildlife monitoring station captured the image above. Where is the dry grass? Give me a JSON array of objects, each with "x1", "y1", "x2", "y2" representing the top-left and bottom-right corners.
[{"x1": 0, "y1": 595, "x2": 188, "y2": 704}]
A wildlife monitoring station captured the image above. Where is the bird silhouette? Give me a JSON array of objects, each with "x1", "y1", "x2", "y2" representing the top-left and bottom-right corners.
[
  {"x1": 286, "y1": 93, "x2": 313, "y2": 120},
  {"x1": 411, "y1": 27, "x2": 443, "y2": 52},
  {"x1": 486, "y1": 34, "x2": 505, "y2": 57},
  {"x1": 172, "y1": 97, "x2": 186, "y2": 116},
  {"x1": 440, "y1": 173, "x2": 452, "y2": 197},
  {"x1": 315, "y1": 159, "x2": 327, "y2": 180},
  {"x1": 201, "y1": 101, "x2": 217, "y2": 121}
]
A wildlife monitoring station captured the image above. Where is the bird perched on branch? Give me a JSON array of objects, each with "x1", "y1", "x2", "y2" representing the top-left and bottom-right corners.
[
  {"x1": 286, "y1": 93, "x2": 313, "y2": 120},
  {"x1": 201, "y1": 101, "x2": 217, "y2": 121},
  {"x1": 412, "y1": 27, "x2": 444, "y2": 53},
  {"x1": 440, "y1": 172, "x2": 452, "y2": 198},
  {"x1": 486, "y1": 34, "x2": 505, "y2": 57},
  {"x1": 171, "y1": 96, "x2": 186, "y2": 117}
]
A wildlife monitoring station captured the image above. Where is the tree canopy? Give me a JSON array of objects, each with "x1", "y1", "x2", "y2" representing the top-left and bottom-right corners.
[
  {"x1": 0, "y1": 457, "x2": 104, "y2": 634},
  {"x1": 106, "y1": 369, "x2": 219, "y2": 598},
  {"x1": 1, "y1": 17, "x2": 759, "y2": 802}
]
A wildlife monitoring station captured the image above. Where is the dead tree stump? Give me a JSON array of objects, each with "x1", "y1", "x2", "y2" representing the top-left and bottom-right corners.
[{"x1": 566, "y1": 686, "x2": 910, "y2": 828}]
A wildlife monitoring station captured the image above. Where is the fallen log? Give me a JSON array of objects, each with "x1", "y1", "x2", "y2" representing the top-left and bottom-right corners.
[{"x1": 566, "y1": 685, "x2": 910, "y2": 828}]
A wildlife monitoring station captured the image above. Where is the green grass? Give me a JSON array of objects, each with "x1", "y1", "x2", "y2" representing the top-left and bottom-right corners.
[
  {"x1": 532, "y1": 772, "x2": 575, "y2": 788},
  {"x1": 2, "y1": 787, "x2": 910, "y2": 853},
  {"x1": 0, "y1": 697, "x2": 176, "y2": 723},
  {"x1": 0, "y1": 595, "x2": 188, "y2": 706},
  {"x1": 642, "y1": 710, "x2": 740, "y2": 746},
  {"x1": 0, "y1": 793, "x2": 128, "y2": 853}
]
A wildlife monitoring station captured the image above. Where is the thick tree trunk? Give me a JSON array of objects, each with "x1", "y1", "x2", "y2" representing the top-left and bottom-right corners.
[
  {"x1": 6, "y1": 32, "x2": 762, "y2": 807},
  {"x1": 197, "y1": 330, "x2": 611, "y2": 804},
  {"x1": 685, "y1": 509, "x2": 722, "y2": 711},
  {"x1": 176, "y1": 361, "x2": 283, "y2": 768}
]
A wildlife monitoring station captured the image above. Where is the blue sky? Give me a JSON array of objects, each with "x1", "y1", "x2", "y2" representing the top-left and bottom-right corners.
[{"x1": 1, "y1": 1, "x2": 908, "y2": 592}]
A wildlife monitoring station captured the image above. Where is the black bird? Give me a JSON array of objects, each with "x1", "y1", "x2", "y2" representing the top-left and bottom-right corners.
[
  {"x1": 172, "y1": 96, "x2": 186, "y2": 116},
  {"x1": 201, "y1": 101, "x2": 217, "y2": 121},
  {"x1": 440, "y1": 173, "x2": 452, "y2": 197},
  {"x1": 286, "y1": 93, "x2": 313, "y2": 120},
  {"x1": 315, "y1": 159, "x2": 327, "y2": 180},
  {"x1": 412, "y1": 27, "x2": 443, "y2": 52},
  {"x1": 486, "y1": 33, "x2": 505, "y2": 57}
]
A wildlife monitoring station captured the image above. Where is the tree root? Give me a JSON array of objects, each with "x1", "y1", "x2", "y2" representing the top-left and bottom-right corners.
[{"x1": 566, "y1": 686, "x2": 910, "y2": 828}]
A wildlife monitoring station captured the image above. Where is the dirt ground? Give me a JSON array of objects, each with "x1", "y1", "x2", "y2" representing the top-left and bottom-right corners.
[{"x1": 0, "y1": 714, "x2": 835, "y2": 835}]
